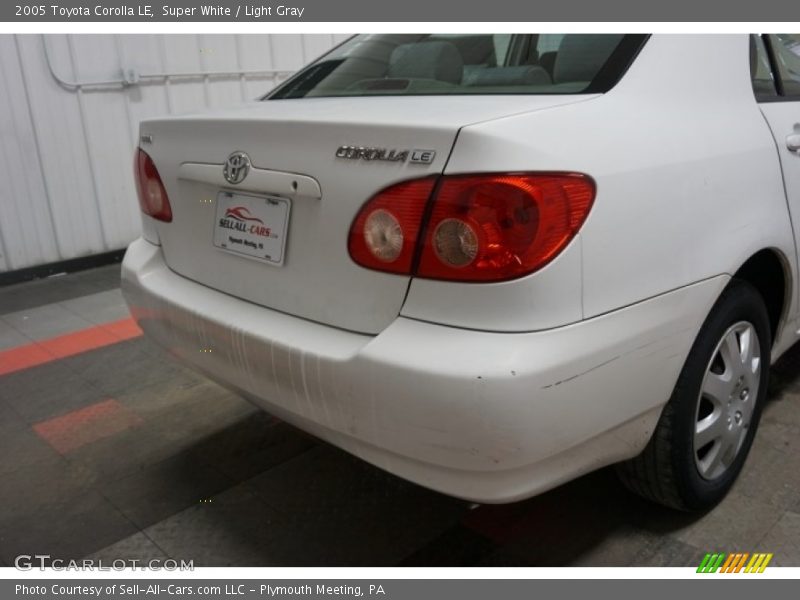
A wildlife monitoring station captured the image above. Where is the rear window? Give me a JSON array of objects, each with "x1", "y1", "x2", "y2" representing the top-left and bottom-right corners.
[{"x1": 268, "y1": 34, "x2": 648, "y2": 99}]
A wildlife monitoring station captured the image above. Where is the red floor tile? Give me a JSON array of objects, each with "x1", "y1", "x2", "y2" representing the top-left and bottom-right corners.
[
  {"x1": 0, "y1": 343, "x2": 53, "y2": 376},
  {"x1": 32, "y1": 398, "x2": 144, "y2": 454},
  {"x1": 0, "y1": 317, "x2": 142, "y2": 376}
]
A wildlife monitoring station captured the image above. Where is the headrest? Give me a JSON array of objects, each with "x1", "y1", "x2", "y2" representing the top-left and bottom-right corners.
[
  {"x1": 388, "y1": 41, "x2": 464, "y2": 85},
  {"x1": 464, "y1": 65, "x2": 552, "y2": 87},
  {"x1": 436, "y1": 35, "x2": 496, "y2": 66},
  {"x1": 553, "y1": 35, "x2": 623, "y2": 84}
]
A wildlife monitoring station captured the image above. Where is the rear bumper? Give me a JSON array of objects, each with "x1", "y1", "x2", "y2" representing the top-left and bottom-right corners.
[{"x1": 122, "y1": 237, "x2": 728, "y2": 503}]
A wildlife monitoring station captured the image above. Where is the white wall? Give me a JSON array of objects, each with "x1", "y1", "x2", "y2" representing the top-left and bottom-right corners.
[{"x1": 0, "y1": 33, "x2": 349, "y2": 273}]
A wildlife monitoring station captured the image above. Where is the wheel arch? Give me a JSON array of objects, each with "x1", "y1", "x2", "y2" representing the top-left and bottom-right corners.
[{"x1": 731, "y1": 247, "x2": 792, "y2": 347}]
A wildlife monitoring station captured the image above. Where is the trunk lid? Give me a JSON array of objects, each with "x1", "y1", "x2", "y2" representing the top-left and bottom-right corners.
[{"x1": 141, "y1": 95, "x2": 593, "y2": 334}]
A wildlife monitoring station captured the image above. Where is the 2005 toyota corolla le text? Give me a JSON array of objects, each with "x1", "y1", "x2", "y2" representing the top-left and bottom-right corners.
[{"x1": 123, "y1": 33, "x2": 800, "y2": 511}]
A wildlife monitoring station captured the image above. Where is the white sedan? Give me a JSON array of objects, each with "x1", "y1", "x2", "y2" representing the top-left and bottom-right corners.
[{"x1": 122, "y1": 33, "x2": 800, "y2": 510}]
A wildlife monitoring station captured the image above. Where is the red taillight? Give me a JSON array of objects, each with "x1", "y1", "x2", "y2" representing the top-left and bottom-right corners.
[
  {"x1": 133, "y1": 148, "x2": 172, "y2": 223},
  {"x1": 348, "y1": 172, "x2": 595, "y2": 282},
  {"x1": 348, "y1": 177, "x2": 437, "y2": 274},
  {"x1": 418, "y1": 173, "x2": 595, "y2": 281}
]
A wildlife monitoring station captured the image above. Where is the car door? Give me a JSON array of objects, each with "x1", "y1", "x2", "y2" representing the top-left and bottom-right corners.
[{"x1": 753, "y1": 34, "x2": 800, "y2": 333}]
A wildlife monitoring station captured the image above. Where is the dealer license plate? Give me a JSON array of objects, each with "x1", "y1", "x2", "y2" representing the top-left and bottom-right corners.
[{"x1": 213, "y1": 191, "x2": 290, "y2": 266}]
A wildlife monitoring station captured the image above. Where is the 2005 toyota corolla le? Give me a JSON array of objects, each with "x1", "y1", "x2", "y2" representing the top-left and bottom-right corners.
[{"x1": 122, "y1": 33, "x2": 800, "y2": 511}]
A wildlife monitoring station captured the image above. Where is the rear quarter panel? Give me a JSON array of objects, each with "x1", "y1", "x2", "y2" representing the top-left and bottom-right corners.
[{"x1": 405, "y1": 34, "x2": 797, "y2": 337}]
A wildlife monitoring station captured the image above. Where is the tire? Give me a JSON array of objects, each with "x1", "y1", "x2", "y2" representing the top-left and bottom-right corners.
[{"x1": 617, "y1": 279, "x2": 771, "y2": 511}]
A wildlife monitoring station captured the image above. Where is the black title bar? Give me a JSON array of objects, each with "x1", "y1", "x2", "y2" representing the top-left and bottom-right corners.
[{"x1": 4, "y1": 0, "x2": 800, "y2": 22}]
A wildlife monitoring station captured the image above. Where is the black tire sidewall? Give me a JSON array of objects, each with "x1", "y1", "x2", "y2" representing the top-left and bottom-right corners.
[{"x1": 669, "y1": 280, "x2": 771, "y2": 511}]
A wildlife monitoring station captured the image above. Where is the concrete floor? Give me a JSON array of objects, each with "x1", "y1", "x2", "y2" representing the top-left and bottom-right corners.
[{"x1": 0, "y1": 263, "x2": 799, "y2": 567}]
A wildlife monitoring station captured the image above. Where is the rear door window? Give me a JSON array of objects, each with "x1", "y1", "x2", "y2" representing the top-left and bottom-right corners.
[{"x1": 770, "y1": 34, "x2": 800, "y2": 97}]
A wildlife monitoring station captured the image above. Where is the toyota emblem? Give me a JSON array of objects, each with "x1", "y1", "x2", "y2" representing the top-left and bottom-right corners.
[{"x1": 223, "y1": 151, "x2": 251, "y2": 185}]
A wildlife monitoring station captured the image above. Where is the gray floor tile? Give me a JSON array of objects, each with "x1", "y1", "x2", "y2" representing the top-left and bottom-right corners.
[
  {"x1": 101, "y1": 452, "x2": 233, "y2": 530},
  {"x1": 0, "y1": 318, "x2": 29, "y2": 350},
  {"x1": 754, "y1": 418, "x2": 800, "y2": 454},
  {"x1": 0, "y1": 277, "x2": 101, "y2": 316},
  {"x1": 117, "y1": 374, "x2": 316, "y2": 497},
  {"x1": 85, "y1": 532, "x2": 168, "y2": 562},
  {"x1": 63, "y1": 423, "x2": 185, "y2": 484},
  {"x1": 140, "y1": 382, "x2": 256, "y2": 449},
  {"x1": 670, "y1": 492, "x2": 783, "y2": 551},
  {"x1": 398, "y1": 525, "x2": 498, "y2": 567},
  {"x1": 247, "y1": 444, "x2": 455, "y2": 514},
  {"x1": 631, "y1": 537, "x2": 708, "y2": 567},
  {"x1": 756, "y1": 510, "x2": 800, "y2": 566},
  {"x1": 116, "y1": 370, "x2": 212, "y2": 418},
  {"x1": 245, "y1": 445, "x2": 467, "y2": 565},
  {"x1": 497, "y1": 515, "x2": 621, "y2": 567},
  {"x1": 762, "y1": 391, "x2": 800, "y2": 428},
  {"x1": 2, "y1": 303, "x2": 93, "y2": 341},
  {"x1": 143, "y1": 485, "x2": 287, "y2": 567},
  {"x1": 117, "y1": 372, "x2": 233, "y2": 420},
  {"x1": 733, "y1": 430, "x2": 800, "y2": 510},
  {"x1": 0, "y1": 395, "x2": 22, "y2": 427},
  {"x1": 0, "y1": 490, "x2": 137, "y2": 564},
  {"x1": 190, "y1": 414, "x2": 317, "y2": 483},
  {"x1": 60, "y1": 339, "x2": 192, "y2": 397},
  {"x1": 565, "y1": 526, "x2": 664, "y2": 567},
  {"x1": 59, "y1": 289, "x2": 130, "y2": 325},
  {"x1": 0, "y1": 412, "x2": 65, "y2": 478},
  {"x1": 119, "y1": 380, "x2": 303, "y2": 481},
  {"x1": 0, "y1": 455, "x2": 122, "y2": 564},
  {"x1": 0, "y1": 360, "x2": 76, "y2": 404},
  {"x1": 69, "y1": 264, "x2": 123, "y2": 291},
  {"x1": 0, "y1": 457, "x2": 96, "y2": 517},
  {"x1": 3, "y1": 368, "x2": 104, "y2": 424},
  {"x1": 58, "y1": 337, "x2": 145, "y2": 374}
]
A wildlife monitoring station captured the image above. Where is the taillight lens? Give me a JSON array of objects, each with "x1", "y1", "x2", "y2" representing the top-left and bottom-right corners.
[
  {"x1": 348, "y1": 177, "x2": 437, "y2": 274},
  {"x1": 133, "y1": 148, "x2": 172, "y2": 222},
  {"x1": 418, "y1": 173, "x2": 595, "y2": 281},
  {"x1": 349, "y1": 172, "x2": 595, "y2": 282}
]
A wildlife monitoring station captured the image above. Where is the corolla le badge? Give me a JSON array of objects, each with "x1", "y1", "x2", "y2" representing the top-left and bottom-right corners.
[
  {"x1": 335, "y1": 145, "x2": 436, "y2": 165},
  {"x1": 223, "y1": 151, "x2": 251, "y2": 184}
]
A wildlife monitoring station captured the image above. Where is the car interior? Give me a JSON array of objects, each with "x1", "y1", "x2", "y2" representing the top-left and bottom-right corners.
[{"x1": 270, "y1": 34, "x2": 628, "y2": 98}]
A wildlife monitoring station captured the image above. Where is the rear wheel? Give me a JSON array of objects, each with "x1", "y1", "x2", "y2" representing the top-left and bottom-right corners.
[{"x1": 617, "y1": 280, "x2": 770, "y2": 511}]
